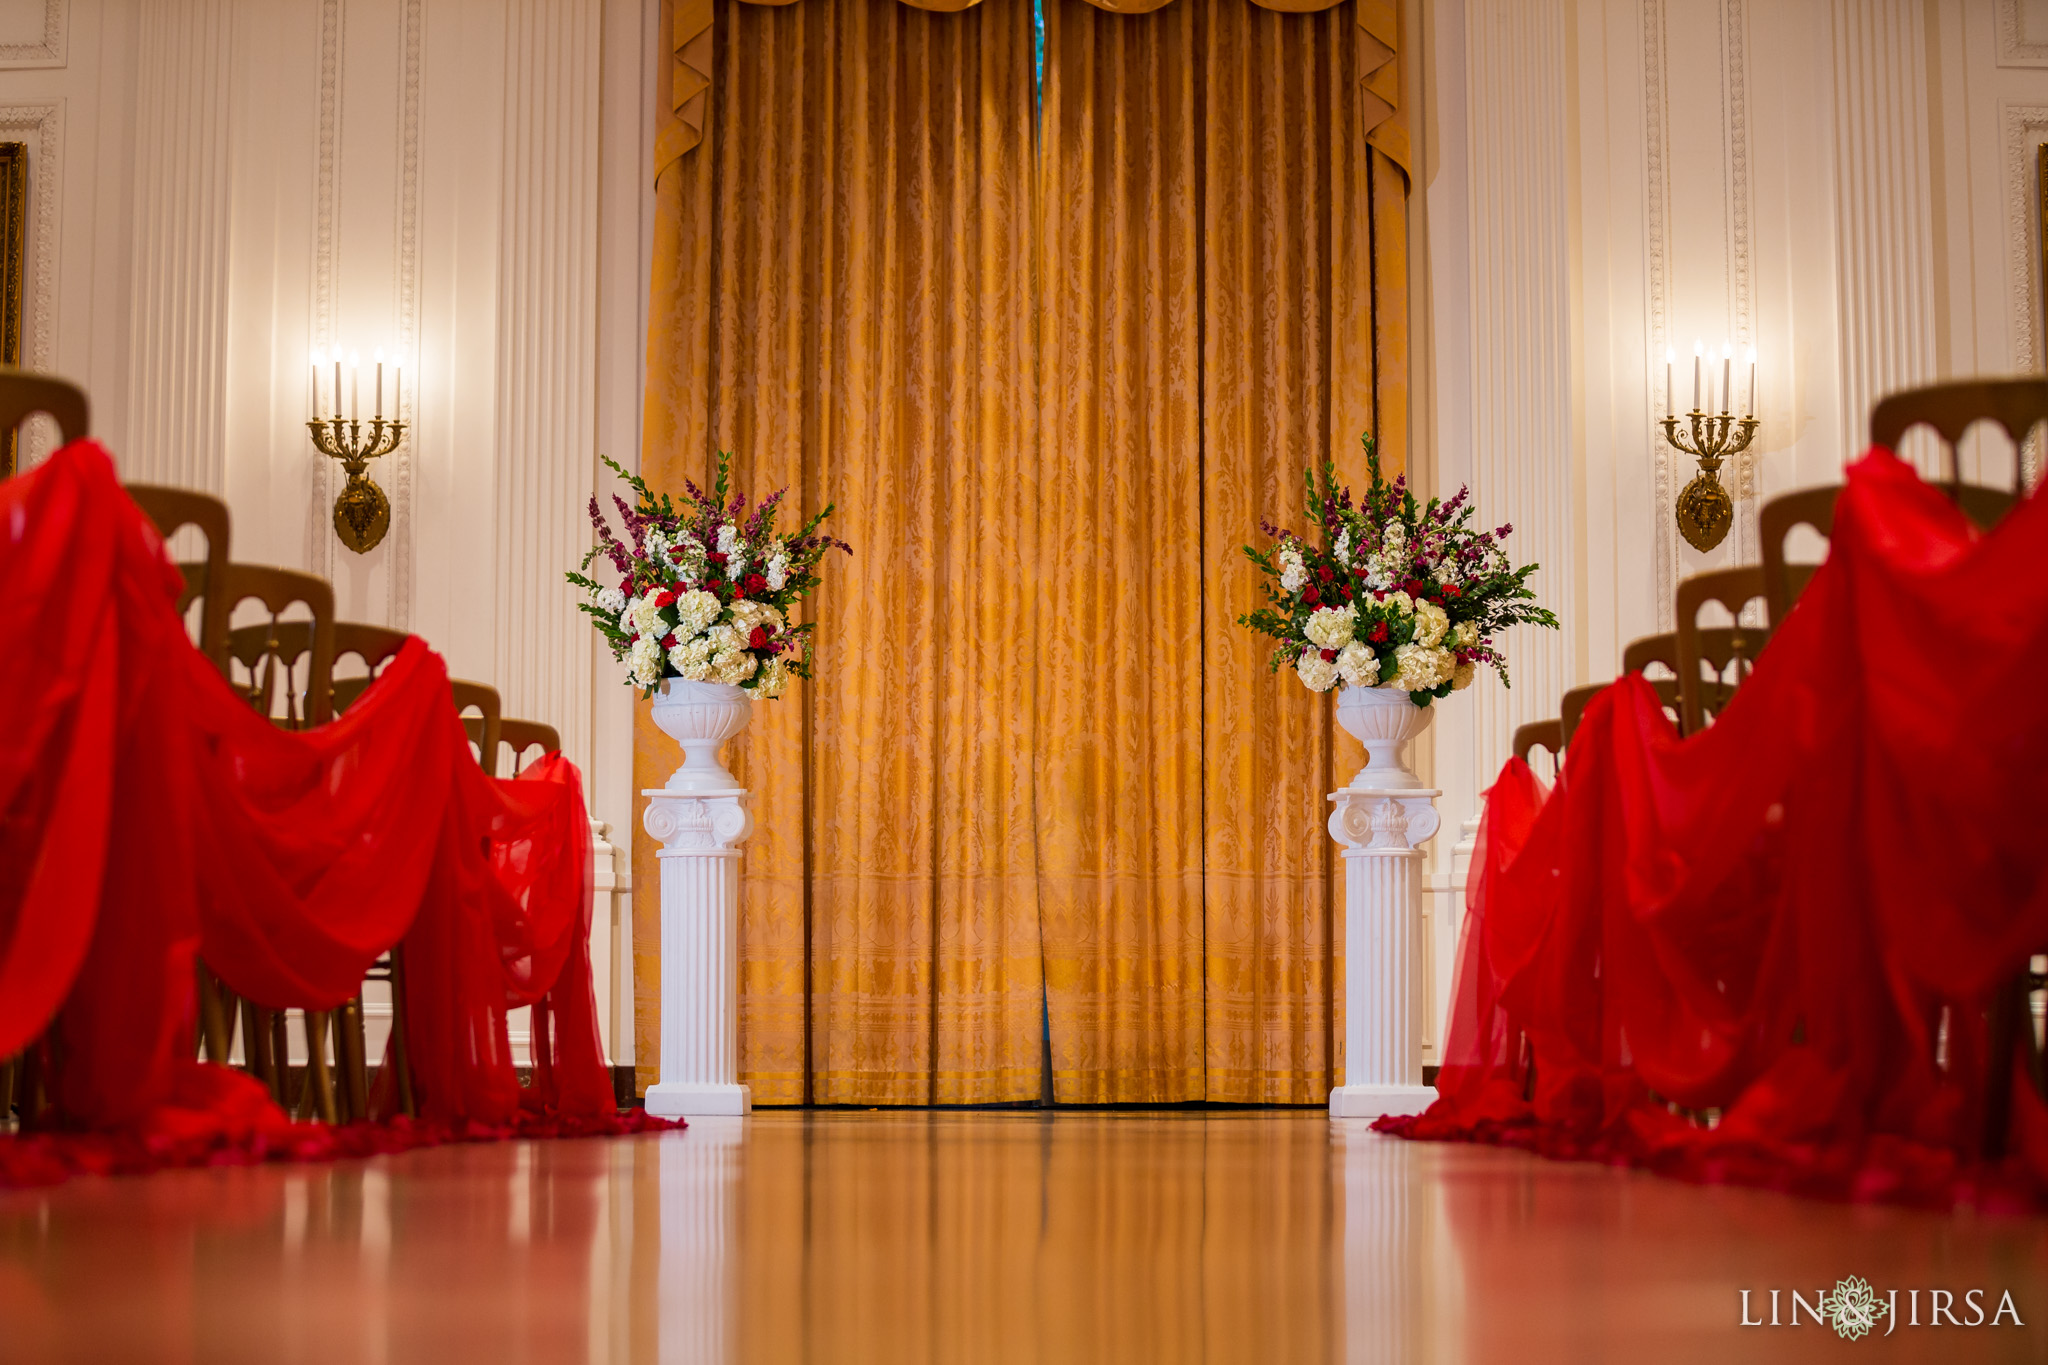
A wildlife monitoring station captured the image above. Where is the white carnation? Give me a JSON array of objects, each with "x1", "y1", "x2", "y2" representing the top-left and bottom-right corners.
[
  {"x1": 1295, "y1": 648, "x2": 1340, "y2": 693},
  {"x1": 596, "y1": 585, "x2": 625, "y2": 617},
  {"x1": 1452, "y1": 660, "x2": 1476, "y2": 691},
  {"x1": 1335, "y1": 641, "x2": 1379, "y2": 687},
  {"x1": 1413, "y1": 600, "x2": 1450, "y2": 648},
  {"x1": 1303, "y1": 604, "x2": 1358, "y2": 650},
  {"x1": 672, "y1": 588, "x2": 722, "y2": 642},
  {"x1": 1278, "y1": 545, "x2": 1307, "y2": 594},
  {"x1": 1390, "y1": 642, "x2": 1453, "y2": 692}
]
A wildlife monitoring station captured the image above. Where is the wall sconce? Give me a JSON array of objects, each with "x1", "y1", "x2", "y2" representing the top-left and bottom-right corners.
[
  {"x1": 309, "y1": 345, "x2": 405, "y2": 554},
  {"x1": 1660, "y1": 340, "x2": 1759, "y2": 552}
]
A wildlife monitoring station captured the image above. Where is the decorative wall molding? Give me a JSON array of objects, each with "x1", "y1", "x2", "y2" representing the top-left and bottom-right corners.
[
  {"x1": 2003, "y1": 103, "x2": 2048, "y2": 484},
  {"x1": 1827, "y1": 0, "x2": 1938, "y2": 463},
  {"x1": 1464, "y1": 0, "x2": 1573, "y2": 794},
  {"x1": 0, "y1": 99, "x2": 59, "y2": 466},
  {"x1": 1722, "y1": 0, "x2": 1760, "y2": 567},
  {"x1": 388, "y1": 0, "x2": 421, "y2": 630},
  {"x1": 308, "y1": 0, "x2": 342, "y2": 578},
  {"x1": 493, "y1": 0, "x2": 602, "y2": 778},
  {"x1": 0, "y1": 0, "x2": 66, "y2": 71},
  {"x1": 1997, "y1": 0, "x2": 2048, "y2": 69},
  {"x1": 125, "y1": 1, "x2": 233, "y2": 493},
  {"x1": 1642, "y1": 0, "x2": 1675, "y2": 628}
]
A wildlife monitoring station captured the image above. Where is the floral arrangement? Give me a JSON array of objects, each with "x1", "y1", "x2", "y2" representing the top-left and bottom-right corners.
[
  {"x1": 569, "y1": 453, "x2": 850, "y2": 697},
  {"x1": 1239, "y1": 434, "x2": 1558, "y2": 705}
]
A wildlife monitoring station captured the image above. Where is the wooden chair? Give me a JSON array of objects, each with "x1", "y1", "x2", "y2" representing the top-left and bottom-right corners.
[
  {"x1": 1511, "y1": 719, "x2": 1563, "y2": 777},
  {"x1": 499, "y1": 718, "x2": 562, "y2": 776},
  {"x1": 455, "y1": 682, "x2": 504, "y2": 777},
  {"x1": 1759, "y1": 486, "x2": 1839, "y2": 631},
  {"x1": 1621, "y1": 632, "x2": 1685, "y2": 731},
  {"x1": 330, "y1": 622, "x2": 411, "y2": 714},
  {"x1": 1674, "y1": 567, "x2": 1771, "y2": 735},
  {"x1": 0, "y1": 366, "x2": 89, "y2": 478},
  {"x1": 1558, "y1": 684, "x2": 1609, "y2": 749},
  {"x1": 1870, "y1": 377, "x2": 2048, "y2": 502},
  {"x1": 125, "y1": 485, "x2": 234, "y2": 660}
]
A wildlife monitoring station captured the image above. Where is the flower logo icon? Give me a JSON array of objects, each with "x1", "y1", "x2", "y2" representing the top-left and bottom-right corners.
[{"x1": 1820, "y1": 1276, "x2": 1889, "y2": 1341}]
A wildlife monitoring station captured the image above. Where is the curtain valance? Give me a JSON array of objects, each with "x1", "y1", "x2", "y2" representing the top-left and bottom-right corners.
[{"x1": 654, "y1": 0, "x2": 1406, "y2": 184}]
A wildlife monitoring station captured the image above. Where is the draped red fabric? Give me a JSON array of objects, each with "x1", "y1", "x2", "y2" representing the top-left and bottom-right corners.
[
  {"x1": 1382, "y1": 449, "x2": 2048, "y2": 1210},
  {"x1": 1, "y1": 440, "x2": 621, "y2": 1155}
]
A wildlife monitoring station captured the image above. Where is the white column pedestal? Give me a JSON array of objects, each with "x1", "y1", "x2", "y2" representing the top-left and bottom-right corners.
[
  {"x1": 641, "y1": 788, "x2": 753, "y2": 1118},
  {"x1": 1328, "y1": 785, "x2": 1441, "y2": 1119}
]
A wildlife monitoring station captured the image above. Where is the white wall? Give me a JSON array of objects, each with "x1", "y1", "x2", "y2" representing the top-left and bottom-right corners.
[{"x1": 0, "y1": 0, "x2": 655, "y2": 1060}]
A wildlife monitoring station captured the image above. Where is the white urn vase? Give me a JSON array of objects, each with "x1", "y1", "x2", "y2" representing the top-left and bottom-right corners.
[
  {"x1": 648, "y1": 678, "x2": 752, "y2": 792},
  {"x1": 1335, "y1": 684, "x2": 1432, "y2": 790}
]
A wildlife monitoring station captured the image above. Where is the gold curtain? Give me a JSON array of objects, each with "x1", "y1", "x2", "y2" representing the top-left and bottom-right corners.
[
  {"x1": 1035, "y1": 0, "x2": 1406, "y2": 1102},
  {"x1": 640, "y1": 0, "x2": 1406, "y2": 1104},
  {"x1": 637, "y1": 0, "x2": 1045, "y2": 1103}
]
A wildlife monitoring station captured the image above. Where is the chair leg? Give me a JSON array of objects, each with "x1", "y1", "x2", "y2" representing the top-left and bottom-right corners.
[
  {"x1": 196, "y1": 963, "x2": 232, "y2": 1063},
  {"x1": 390, "y1": 949, "x2": 418, "y2": 1118},
  {"x1": 1983, "y1": 974, "x2": 2028, "y2": 1161},
  {"x1": 18, "y1": 1041, "x2": 46, "y2": 1129},
  {"x1": 338, "y1": 996, "x2": 369, "y2": 1122},
  {"x1": 299, "y1": 1011, "x2": 338, "y2": 1124},
  {"x1": 244, "y1": 998, "x2": 277, "y2": 1098},
  {"x1": 0, "y1": 1056, "x2": 15, "y2": 1126}
]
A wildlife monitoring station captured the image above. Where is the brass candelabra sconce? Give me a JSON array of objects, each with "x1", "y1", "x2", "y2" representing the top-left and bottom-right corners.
[
  {"x1": 1660, "y1": 341, "x2": 1759, "y2": 553},
  {"x1": 308, "y1": 347, "x2": 404, "y2": 554}
]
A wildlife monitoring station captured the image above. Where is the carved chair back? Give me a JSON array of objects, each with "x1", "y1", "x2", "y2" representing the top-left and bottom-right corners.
[
  {"x1": 1559, "y1": 683, "x2": 1610, "y2": 749},
  {"x1": 1675, "y1": 567, "x2": 1771, "y2": 735},
  {"x1": 1621, "y1": 631, "x2": 1684, "y2": 730},
  {"x1": 330, "y1": 622, "x2": 411, "y2": 714},
  {"x1": 0, "y1": 367, "x2": 89, "y2": 478},
  {"x1": 453, "y1": 681, "x2": 504, "y2": 776},
  {"x1": 126, "y1": 484, "x2": 233, "y2": 660},
  {"x1": 1870, "y1": 377, "x2": 2048, "y2": 501},
  {"x1": 216, "y1": 566, "x2": 336, "y2": 729},
  {"x1": 1512, "y1": 719, "x2": 1563, "y2": 781},
  {"x1": 499, "y1": 718, "x2": 562, "y2": 777},
  {"x1": 1759, "y1": 485, "x2": 1839, "y2": 630}
]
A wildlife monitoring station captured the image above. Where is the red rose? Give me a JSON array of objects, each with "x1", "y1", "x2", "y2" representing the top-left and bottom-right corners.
[
  {"x1": 1369, "y1": 622, "x2": 1389, "y2": 643},
  {"x1": 669, "y1": 546, "x2": 686, "y2": 562},
  {"x1": 744, "y1": 573, "x2": 769, "y2": 596},
  {"x1": 1401, "y1": 578, "x2": 1425, "y2": 597},
  {"x1": 1319, "y1": 648, "x2": 1338, "y2": 662},
  {"x1": 707, "y1": 550, "x2": 728, "y2": 566},
  {"x1": 1316, "y1": 566, "x2": 1333, "y2": 583},
  {"x1": 655, "y1": 588, "x2": 678, "y2": 608},
  {"x1": 1444, "y1": 584, "x2": 1462, "y2": 598},
  {"x1": 748, "y1": 626, "x2": 770, "y2": 650},
  {"x1": 1302, "y1": 586, "x2": 1321, "y2": 605},
  {"x1": 661, "y1": 632, "x2": 677, "y2": 650}
]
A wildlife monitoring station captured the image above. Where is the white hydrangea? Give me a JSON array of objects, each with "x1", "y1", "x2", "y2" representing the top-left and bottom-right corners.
[
  {"x1": 1303, "y1": 604, "x2": 1358, "y2": 650},
  {"x1": 728, "y1": 598, "x2": 784, "y2": 636},
  {"x1": 1335, "y1": 641, "x2": 1380, "y2": 687},
  {"x1": 712, "y1": 646, "x2": 759, "y2": 685},
  {"x1": 631, "y1": 596, "x2": 667, "y2": 640},
  {"x1": 1295, "y1": 648, "x2": 1340, "y2": 693},
  {"x1": 1413, "y1": 600, "x2": 1450, "y2": 648},
  {"x1": 752, "y1": 656, "x2": 788, "y2": 698},
  {"x1": 628, "y1": 633, "x2": 664, "y2": 687},
  {"x1": 1452, "y1": 660, "x2": 1477, "y2": 691},
  {"x1": 668, "y1": 634, "x2": 716, "y2": 680},
  {"x1": 672, "y1": 589, "x2": 723, "y2": 642},
  {"x1": 765, "y1": 549, "x2": 789, "y2": 591},
  {"x1": 1447, "y1": 621, "x2": 1477, "y2": 649},
  {"x1": 1383, "y1": 590, "x2": 1415, "y2": 616},
  {"x1": 1390, "y1": 643, "x2": 1455, "y2": 692},
  {"x1": 1333, "y1": 528, "x2": 1352, "y2": 567},
  {"x1": 596, "y1": 585, "x2": 625, "y2": 617},
  {"x1": 1278, "y1": 544, "x2": 1307, "y2": 594},
  {"x1": 704, "y1": 623, "x2": 745, "y2": 657}
]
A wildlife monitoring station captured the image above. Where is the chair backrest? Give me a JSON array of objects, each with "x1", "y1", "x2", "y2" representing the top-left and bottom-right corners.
[
  {"x1": 1512, "y1": 719, "x2": 1563, "y2": 773},
  {"x1": 0, "y1": 367, "x2": 89, "y2": 477},
  {"x1": 1758, "y1": 485, "x2": 1840, "y2": 631},
  {"x1": 499, "y1": 718, "x2": 562, "y2": 777},
  {"x1": 1869, "y1": 377, "x2": 2048, "y2": 500},
  {"x1": 452, "y1": 681, "x2": 503, "y2": 776},
  {"x1": 1675, "y1": 566, "x2": 1770, "y2": 735},
  {"x1": 214, "y1": 565, "x2": 336, "y2": 729},
  {"x1": 330, "y1": 622, "x2": 411, "y2": 714},
  {"x1": 125, "y1": 484, "x2": 233, "y2": 661},
  {"x1": 1620, "y1": 632, "x2": 1684, "y2": 731},
  {"x1": 1558, "y1": 683, "x2": 1609, "y2": 749}
]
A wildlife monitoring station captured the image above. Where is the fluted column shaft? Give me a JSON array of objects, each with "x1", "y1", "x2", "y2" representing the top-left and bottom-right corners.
[
  {"x1": 642, "y1": 789, "x2": 753, "y2": 1117},
  {"x1": 1328, "y1": 786, "x2": 1440, "y2": 1118}
]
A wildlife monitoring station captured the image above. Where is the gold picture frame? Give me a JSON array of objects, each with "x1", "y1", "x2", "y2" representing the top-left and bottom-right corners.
[{"x1": 0, "y1": 143, "x2": 25, "y2": 478}]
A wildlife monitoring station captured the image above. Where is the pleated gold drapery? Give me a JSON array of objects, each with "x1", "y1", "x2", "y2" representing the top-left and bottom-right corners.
[
  {"x1": 637, "y1": 0, "x2": 1045, "y2": 1104},
  {"x1": 638, "y1": 0, "x2": 1407, "y2": 1104}
]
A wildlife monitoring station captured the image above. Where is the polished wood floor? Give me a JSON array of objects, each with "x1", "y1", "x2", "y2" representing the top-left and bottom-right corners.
[{"x1": 2, "y1": 1110, "x2": 2045, "y2": 1363}]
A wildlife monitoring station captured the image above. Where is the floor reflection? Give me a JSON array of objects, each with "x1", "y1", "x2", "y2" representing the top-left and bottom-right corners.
[{"x1": 1, "y1": 1112, "x2": 2044, "y2": 1363}]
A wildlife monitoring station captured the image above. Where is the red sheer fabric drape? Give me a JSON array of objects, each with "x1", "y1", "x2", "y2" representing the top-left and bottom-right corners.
[
  {"x1": 1384, "y1": 449, "x2": 2048, "y2": 1210},
  {"x1": 1, "y1": 441, "x2": 626, "y2": 1172}
]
